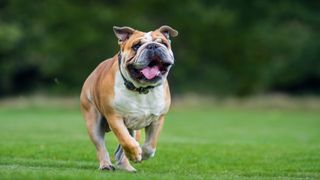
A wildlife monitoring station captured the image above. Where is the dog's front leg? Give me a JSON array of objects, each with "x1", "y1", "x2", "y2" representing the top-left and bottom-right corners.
[
  {"x1": 142, "y1": 115, "x2": 165, "y2": 160},
  {"x1": 106, "y1": 114, "x2": 142, "y2": 163}
]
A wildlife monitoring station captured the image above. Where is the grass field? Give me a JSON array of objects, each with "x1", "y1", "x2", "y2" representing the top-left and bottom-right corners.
[{"x1": 0, "y1": 98, "x2": 320, "y2": 179}]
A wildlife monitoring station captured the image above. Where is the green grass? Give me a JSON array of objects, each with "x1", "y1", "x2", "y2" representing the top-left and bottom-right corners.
[{"x1": 0, "y1": 103, "x2": 320, "y2": 179}]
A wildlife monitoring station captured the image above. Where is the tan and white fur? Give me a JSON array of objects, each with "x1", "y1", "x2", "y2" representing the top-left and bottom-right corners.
[{"x1": 80, "y1": 25, "x2": 178, "y2": 172}]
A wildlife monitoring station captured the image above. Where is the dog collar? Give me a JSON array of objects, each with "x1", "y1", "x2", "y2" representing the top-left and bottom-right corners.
[{"x1": 118, "y1": 52, "x2": 155, "y2": 94}]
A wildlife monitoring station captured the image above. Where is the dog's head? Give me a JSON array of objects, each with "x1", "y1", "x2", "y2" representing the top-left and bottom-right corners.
[{"x1": 113, "y1": 25, "x2": 178, "y2": 88}]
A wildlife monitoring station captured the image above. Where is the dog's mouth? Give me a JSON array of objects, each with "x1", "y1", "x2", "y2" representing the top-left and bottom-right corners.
[{"x1": 128, "y1": 57, "x2": 172, "y2": 81}]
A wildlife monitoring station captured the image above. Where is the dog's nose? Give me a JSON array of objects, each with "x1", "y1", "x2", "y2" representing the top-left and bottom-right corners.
[{"x1": 146, "y1": 43, "x2": 159, "y2": 50}]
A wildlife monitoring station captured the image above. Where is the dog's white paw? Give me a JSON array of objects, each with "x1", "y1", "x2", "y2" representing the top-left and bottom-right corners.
[
  {"x1": 142, "y1": 145, "x2": 156, "y2": 160},
  {"x1": 99, "y1": 164, "x2": 115, "y2": 171},
  {"x1": 116, "y1": 162, "x2": 137, "y2": 172}
]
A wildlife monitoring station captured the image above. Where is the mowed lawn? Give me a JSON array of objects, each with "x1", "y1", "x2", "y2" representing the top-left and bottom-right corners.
[{"x1": 0, "y1": 102, "x2": 320, "y2": 179}]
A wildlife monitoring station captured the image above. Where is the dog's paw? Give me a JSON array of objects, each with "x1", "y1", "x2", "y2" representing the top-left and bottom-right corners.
[
  {"x1": 116, "y1": 162, "x2": 137, "y2": 172},
  {"x1": 99, "y1": 164, "x2": 115, "y2": 171},
  {"x1": 124, "y1": 139, "x2": 142, "y2": 163},
  {"x1": 142, "y1": 145, "x2": 156, "y2": 160}
]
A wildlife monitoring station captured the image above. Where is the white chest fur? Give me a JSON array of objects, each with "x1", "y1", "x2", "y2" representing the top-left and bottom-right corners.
[{"x1": 112, "y1": 72, "x2": 167, "y2": 130}]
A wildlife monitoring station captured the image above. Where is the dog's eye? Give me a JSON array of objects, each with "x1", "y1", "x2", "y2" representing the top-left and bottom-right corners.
[
  {"x1": 161, "y1": 41, "x2": 168, "y2": 48},
  {"x1": 132, "y1": 43, "x2": 141, "y2": 51}
]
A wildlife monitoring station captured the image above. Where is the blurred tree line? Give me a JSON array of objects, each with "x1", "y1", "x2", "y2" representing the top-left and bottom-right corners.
[{"x1": 0, "y1": 0, "x2": 320, "y2": 97}]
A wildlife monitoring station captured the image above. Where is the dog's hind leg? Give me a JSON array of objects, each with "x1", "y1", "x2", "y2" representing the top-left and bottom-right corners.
[
  {"x1": 114, "y1": 129, "x2": 137, "y2": 172},
  {"x1": 135, "y1": 130, "x2": 141, "y2": 142},
  {"x1": 81, "y1": 103, "x2": 114, "y2": 171}
]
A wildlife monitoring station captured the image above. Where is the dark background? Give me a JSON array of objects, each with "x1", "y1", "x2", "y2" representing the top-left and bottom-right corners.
[{"x1": 1, "y1": 0, "x2": 320, "y2": 97}]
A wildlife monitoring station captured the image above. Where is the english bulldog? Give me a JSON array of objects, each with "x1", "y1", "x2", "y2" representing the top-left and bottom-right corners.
[{"x1": 80, "y1": 25, "x2": 178, "y2": 172}]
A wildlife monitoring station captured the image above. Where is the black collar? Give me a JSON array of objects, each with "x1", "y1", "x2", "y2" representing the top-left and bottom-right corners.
[{"x1": 118, "y1": 52, "x2": 154, "y2": 94}]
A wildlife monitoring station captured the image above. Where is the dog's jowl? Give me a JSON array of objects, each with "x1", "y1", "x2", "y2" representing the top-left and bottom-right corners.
[{"x1": 80, "y1": 26, "x2": 178, "y2": 172}]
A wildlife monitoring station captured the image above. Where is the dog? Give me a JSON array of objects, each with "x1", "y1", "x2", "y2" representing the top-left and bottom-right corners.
[{"x1": 80, "y1": 25, "x2": 178, "y2": 172}]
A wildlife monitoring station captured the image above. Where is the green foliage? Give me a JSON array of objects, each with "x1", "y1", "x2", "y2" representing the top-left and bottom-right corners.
[{"x1": 0, "y1": 0, "x2": 320, "y2": 96}]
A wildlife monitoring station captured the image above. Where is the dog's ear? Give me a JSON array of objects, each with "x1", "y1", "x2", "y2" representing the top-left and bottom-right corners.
[
  {"x1": 158, "y1": 25, "x2": 178, "y2": 40},
  {"x1": 113, "y1": 26, "x2": 135, "y2": 44}
]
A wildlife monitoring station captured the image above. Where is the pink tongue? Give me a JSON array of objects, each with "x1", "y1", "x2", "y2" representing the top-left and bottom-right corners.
[{"x1": 140, "y1": 66, "x2": 160, "y2": 80}]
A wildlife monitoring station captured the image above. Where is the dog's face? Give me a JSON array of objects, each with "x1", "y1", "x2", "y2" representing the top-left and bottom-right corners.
[{"x1": 114, "y1": 26, "x2": 178, "y2": 87}]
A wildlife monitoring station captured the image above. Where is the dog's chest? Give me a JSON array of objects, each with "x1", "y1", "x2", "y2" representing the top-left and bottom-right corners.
[{"x1": 112, "y1": 73, "x2": 167, "y2": 130}]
